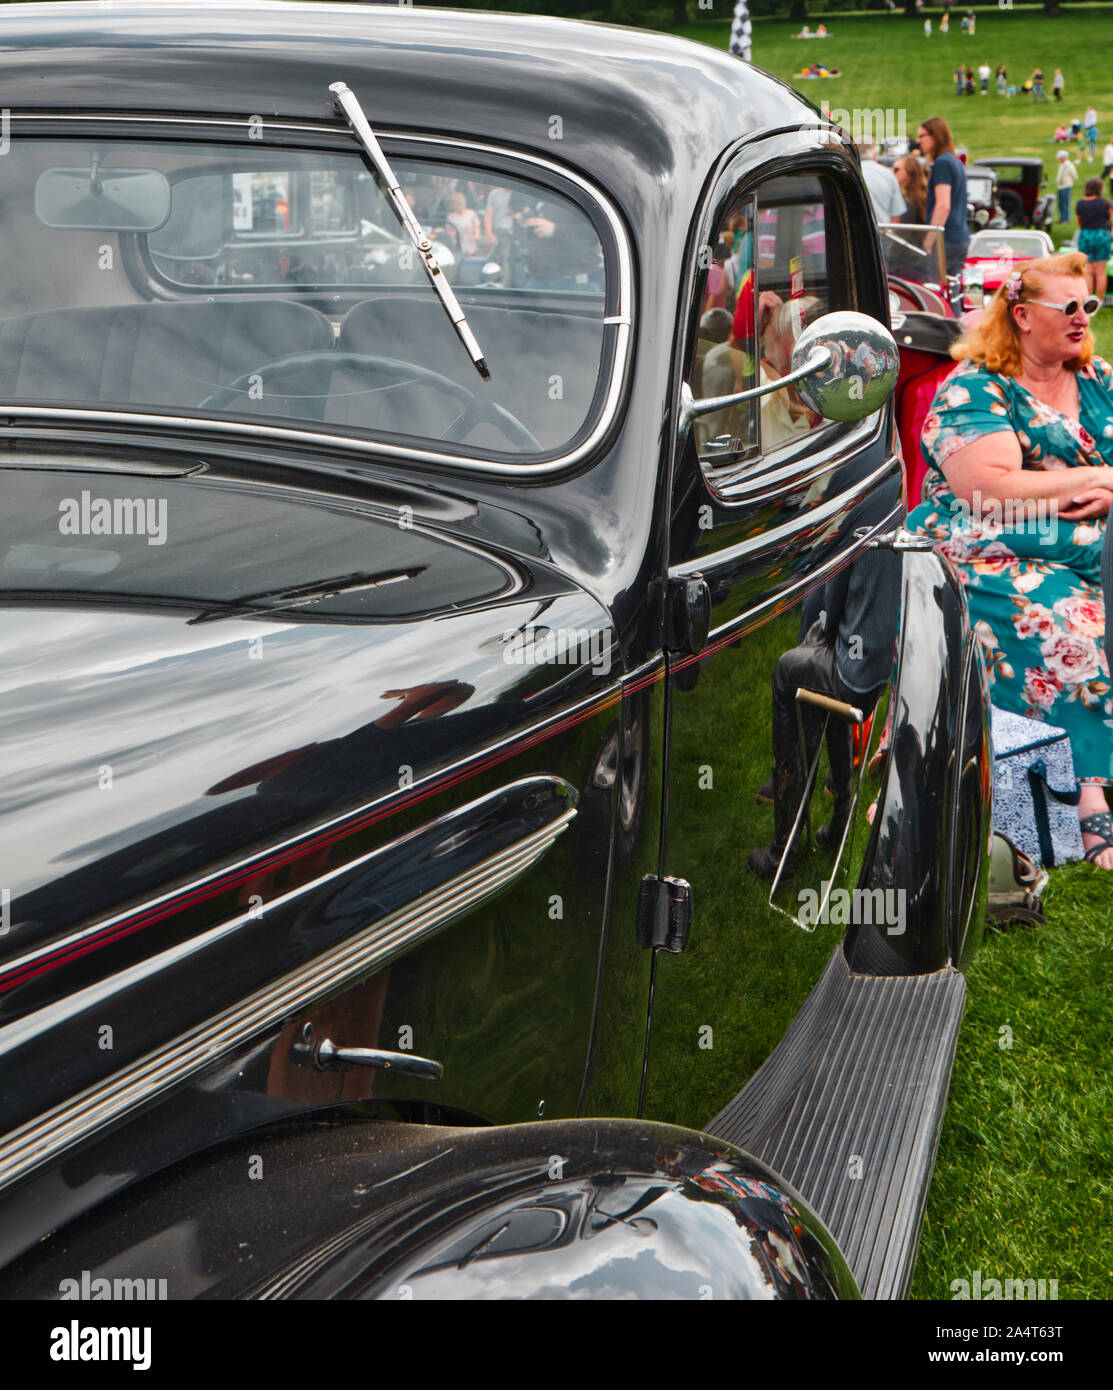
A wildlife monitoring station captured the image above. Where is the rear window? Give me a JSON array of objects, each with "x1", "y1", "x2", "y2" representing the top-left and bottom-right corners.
[{"x1": 0, "y1": 138, "x2": 623, "y2": 463}]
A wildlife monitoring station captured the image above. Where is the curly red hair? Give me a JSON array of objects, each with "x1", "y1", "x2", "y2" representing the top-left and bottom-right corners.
[{"x1": 953, "y1": 252, "x2": 1094, "y2": 375}]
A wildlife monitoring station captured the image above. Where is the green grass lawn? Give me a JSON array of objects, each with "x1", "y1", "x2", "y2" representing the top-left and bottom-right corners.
[
  {"x1": 678, "y1": 9, "x2": 1113, "y2": 170},
  {"x1": 672, "y1": 10, "x2": 1113, "y2": 1301},
  {"x1": 913, "y1": 869, "x2": 1113, "y2": 1301}
]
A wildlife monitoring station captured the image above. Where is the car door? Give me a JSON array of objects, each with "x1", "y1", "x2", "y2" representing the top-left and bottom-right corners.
[{"x1": 640, "y1": 134, "x2": 905, "y2": 1129}]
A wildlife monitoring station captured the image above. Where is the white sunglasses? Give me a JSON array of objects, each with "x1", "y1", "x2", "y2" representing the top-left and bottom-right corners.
[{"x1": 1026, "y1": 296, "x2": 1101, "y2": 317}]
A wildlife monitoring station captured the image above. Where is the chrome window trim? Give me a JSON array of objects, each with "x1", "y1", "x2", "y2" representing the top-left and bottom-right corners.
[
  {"x1": 672, "y1": 451, "x2": 897, "y2": 581},
  {"x1": 0, "y1": 116, "x2": 634, "y2": 479},
  {"x1": 708, "y1": 409, "x2": 884, "y2": 503},
  {"x1": 0, "y1": 788, "x2": 577, "y2": 1193},
  {"x1": 677, "y1": 134, "x2": 885, "y2": 500}
]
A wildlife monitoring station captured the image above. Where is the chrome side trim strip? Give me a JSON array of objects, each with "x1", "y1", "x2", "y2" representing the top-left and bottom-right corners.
[
  {"x1": 0, "y1": 118, "x2": 633, "y2": 480},
  {"x1": 622, "y1": 652, "x2": 666, "y2": 687},
  {"x1": 8, "y1": 116, "x2": 336, "y2": 132},
  {"x1": 0, "y1": 805, "x2": 575, "y2": 1193},
  {"x1": 710, "y1": 412, "x2": 882, "y2": 503},
  {"x1": 702, "y1": 496, "x2": 901, "y2": 645},
  {"x1": 670, "y1": 453, "x2": 898, "y2": 581},
  {"x1": 1, "y1": 675, "x2": 618, "y2": 989}
]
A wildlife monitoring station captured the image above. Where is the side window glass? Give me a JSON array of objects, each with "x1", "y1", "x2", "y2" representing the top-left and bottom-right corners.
[
  {"x1": 754, "y1": 176, "x2": 829, "y2": 453},
  {"x1": 694, "y1": 196, "x2": 758, "y2": 461},
  {"x1": 692, "y1": 171, "x2": 852, "y2": 467}
]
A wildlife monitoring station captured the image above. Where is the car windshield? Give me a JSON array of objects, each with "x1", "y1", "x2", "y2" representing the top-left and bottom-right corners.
[
  {"x1": 968, "y1": 233, "x2": 1047, "y2": 258},
  {"x1": 877, "y1": 224, "x2": 948, "y2": 294},
  {"x1": 981, "y1": 164, "x2": 1035, "y2": 184},
  {"x1": 0, "y1": 138, "x2": 616, "y2": 462}
]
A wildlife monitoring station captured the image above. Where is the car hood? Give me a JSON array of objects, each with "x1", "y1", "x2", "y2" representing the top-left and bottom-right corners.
[
  {"x1": 0, "y1": 460, "x2": 619, "y2": 982},
  {"x1": 965, "y1": 255, "x2": 1032, "y2": 279}
]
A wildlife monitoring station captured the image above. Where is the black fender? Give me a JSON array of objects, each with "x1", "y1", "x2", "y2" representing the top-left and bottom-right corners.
[
  {"x1": 0, "y1": 1117, "x2": 858, "y2": 1301},
  {"x1": 846, "y1": 542, "x2": 991, "y2": 975}
]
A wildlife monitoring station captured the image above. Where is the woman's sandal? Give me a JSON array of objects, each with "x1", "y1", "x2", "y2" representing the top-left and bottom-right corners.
[{"x1": 1080, "y1": 811, "x2": 1113, "y2": 864}]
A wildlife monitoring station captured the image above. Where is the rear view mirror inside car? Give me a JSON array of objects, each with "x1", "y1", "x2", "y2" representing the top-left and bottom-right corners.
[{"x1": 35, "y1": 165, "x2": 171, "y2": 232}]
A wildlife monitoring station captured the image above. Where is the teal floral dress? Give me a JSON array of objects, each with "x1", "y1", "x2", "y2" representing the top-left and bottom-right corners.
[{"x1": 907, "y1": 356, "x2": 1113, "y2": 783}]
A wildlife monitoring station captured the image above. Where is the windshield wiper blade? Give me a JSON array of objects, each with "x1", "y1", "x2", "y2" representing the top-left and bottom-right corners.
[
  {"x1": 186, "y1": 567, "x2": 424, "y2": 624},
  {"x1": 329, "y1": 81, "x2": 490, "y2": 382}
]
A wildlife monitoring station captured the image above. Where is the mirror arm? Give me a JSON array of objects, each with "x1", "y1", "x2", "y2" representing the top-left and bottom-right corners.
[{"x1": 683, "y1": 345, "x2": 832, "y2": 424}]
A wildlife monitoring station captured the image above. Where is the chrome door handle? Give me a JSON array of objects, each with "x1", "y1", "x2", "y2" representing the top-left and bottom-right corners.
[{"x1": 299, "y1": 1034, "x2": 443, "y2": 1081}]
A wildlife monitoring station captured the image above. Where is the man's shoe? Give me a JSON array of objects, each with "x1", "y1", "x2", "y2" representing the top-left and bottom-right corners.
[
  {"x1": 748, "y1": 844, "x2": 796, "y2": 880},
  {"x1": 815, "y1": 815, "x2": 847, "y2": 850},
  {"x1": 755, "y1": 776, "x2": 774, "y2": 805}
]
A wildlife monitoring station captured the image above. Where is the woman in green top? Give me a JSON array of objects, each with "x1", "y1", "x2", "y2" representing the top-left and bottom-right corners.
[{"x1": 907, "y1": 252, "x2": 1113, "y2": 864}]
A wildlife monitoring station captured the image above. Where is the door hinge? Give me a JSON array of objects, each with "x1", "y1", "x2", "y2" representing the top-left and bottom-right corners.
[
  {"x1": 636, "y1": 875, "x2": 692, "y2": 953},
  {"x1": 665, "y1": 573, "x2": 711, "y2": 656}
]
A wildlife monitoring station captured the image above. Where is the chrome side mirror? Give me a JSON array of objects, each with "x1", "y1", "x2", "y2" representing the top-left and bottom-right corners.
[
  {"x1": 790, "y1": 311, "x2": 900, "y2": 422},
  {"x1": 680, "y1": 310, "x2": 899, "y2": 445}
]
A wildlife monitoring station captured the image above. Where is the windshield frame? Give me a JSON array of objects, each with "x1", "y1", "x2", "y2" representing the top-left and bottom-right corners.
[
  {"x1": 877, "y1": 221, "x2": 949, "y2": 295},
  {"x1": 0, "y1": 115, "x2": 635, "y2": 479}
]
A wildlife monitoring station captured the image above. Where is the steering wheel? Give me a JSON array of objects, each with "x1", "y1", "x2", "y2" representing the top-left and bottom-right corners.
[{"x1": 199, "y1": 351, "x2": 541, "y2": 451}]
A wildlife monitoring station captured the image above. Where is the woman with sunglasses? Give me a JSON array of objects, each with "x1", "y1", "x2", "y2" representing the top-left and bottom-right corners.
[{"x1": 907, "y1": 253, "x2": 1113, "y2": 865}]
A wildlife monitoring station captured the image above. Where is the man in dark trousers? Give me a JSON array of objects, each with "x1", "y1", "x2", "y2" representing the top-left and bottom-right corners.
[{"x1": 748, "y1": 524, "x2": 902, "y2": 880}]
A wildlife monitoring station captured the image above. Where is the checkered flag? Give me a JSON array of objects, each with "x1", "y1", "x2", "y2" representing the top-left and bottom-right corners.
[{"x1": 729, "y1": 0, "x2": 752, "y2": 62}]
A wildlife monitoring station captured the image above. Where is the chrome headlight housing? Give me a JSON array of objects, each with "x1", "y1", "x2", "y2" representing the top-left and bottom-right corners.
[{"x1": 963, "y1": 264, "x2": 985, "y2": 304}]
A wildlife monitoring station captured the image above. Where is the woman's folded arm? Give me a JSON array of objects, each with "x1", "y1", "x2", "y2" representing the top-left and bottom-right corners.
[{"x1": 940, "y1": 432, "x2": 1113, "y2": 514}]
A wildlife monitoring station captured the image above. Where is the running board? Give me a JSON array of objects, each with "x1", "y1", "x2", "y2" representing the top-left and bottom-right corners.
[{"x1": 706, "y1": 947, "x2": 965, "y2": 1300}]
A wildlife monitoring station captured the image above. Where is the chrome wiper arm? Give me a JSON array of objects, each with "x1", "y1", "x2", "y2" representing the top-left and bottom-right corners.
[
  {"x1": 880, "y1": 226, "x2": 929, "y2": 258},
  {"x1": 329, "y1": 81, "x2": 490, "y2": 381}
]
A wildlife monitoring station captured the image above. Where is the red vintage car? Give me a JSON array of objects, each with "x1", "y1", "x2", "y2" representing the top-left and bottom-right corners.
[
  {"x1": 960, "y1": 228, "x2": 1055, "y2": 312},
  {"x1": 878, "y1": 222, "x2": 954, "y2": 319},
  {"x1": 876, "y1": 224, "x2": 962, "y2": 507}
]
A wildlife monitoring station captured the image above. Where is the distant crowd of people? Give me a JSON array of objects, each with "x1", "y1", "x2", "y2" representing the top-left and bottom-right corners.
[
  {"x1": 1053, "y1": 149, "x2": 1113, "y2": 295},
  {"x1": 403, "y1": 177, "x2": 601, "y2": 291},
  {"x1": 1052, "y1": 107, "x2": 1103, "y2": 162},
  {"x1": 950, "y1": 63, "x2": 1067, "y2": 102},
  {"x1": 921, "y1": 5, "x2": 977, "y2": 38}
]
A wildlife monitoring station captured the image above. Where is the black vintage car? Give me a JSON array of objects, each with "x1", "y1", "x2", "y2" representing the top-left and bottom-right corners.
[
  {"x1": 976, "y1": 156, "x2": 1054, "y2": 230},
  {"x1": 964, "y1": 163, "x2": 1006, "y2": 233},
  {"x1": 0, "y1": 2, "x2": 989, "y2": 1302}
]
